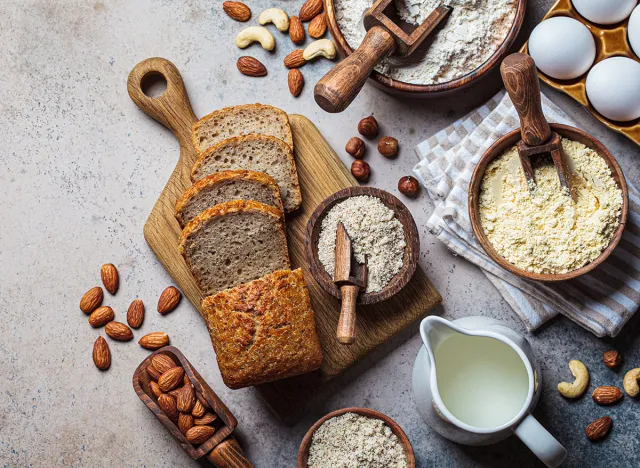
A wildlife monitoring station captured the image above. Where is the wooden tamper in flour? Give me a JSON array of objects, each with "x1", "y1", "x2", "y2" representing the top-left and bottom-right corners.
[{"x1": 315, "y1": 0, "x2": 452, "y2": 113}]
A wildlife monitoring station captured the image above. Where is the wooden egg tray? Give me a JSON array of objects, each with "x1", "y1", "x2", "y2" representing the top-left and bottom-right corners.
[{"x1": 520, "y1": 0, "x2": 640, "y2": 145}]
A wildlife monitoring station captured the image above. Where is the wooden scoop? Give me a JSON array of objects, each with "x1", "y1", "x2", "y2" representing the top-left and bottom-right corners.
[
  {"x1": 500, "y1": 53, "x2": 572, "y2": 196},
  {"x1": 333, "y1": 222, "x2": 367, "y2": 345},
  {"x1": 315, "y1": 0, "x2": 452, "y2": 113}
]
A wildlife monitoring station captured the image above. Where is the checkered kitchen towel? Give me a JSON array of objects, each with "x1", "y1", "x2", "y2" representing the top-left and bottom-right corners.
[{"x1": 414, "y1": 90, "x2": 640, "y2": 337}]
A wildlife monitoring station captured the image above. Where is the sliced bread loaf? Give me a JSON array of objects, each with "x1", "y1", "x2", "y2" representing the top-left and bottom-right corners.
[
  {"x1": 179, "y1": 200, "x2": 290, "y2": 296},
  {"x1": 190, "y1": 134, "x2": 302, "y2": 212},
  {"x1": 175, "y1": 170, "x2": 283, "y2": 228},
  {"x1": 192, "y1": 104, "x2": 293, "y2": 154}
]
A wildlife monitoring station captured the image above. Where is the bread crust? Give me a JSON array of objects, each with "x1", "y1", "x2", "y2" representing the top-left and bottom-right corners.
[
  {"x1": 175, "y1": 170, "x2": 283, "y2": 227},
  {"x1": 202, "y1": 268, "x2": 323, "y2": 389},
  {"x1": 191, "y1": 103, "x2": 293, "y2": 152}
]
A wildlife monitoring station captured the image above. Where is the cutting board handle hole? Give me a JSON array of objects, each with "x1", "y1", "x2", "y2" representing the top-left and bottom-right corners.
[{"x1": 141, "y1": 71, "x2": 168, "y2": 99}]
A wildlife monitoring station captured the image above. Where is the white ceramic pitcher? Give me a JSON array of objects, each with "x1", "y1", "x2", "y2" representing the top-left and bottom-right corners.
[{"x1": 412, "y1": 316, "x2": 567, "y2": 467}]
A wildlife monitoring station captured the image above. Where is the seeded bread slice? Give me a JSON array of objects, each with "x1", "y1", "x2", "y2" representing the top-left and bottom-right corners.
[
  {"x1": 175, "y1": 170, "x2": 283, "y2": 228},
  {"x1": 192, "y1": 104, "x2": 293, "y2": 154},
  {"x1": 179, "y1": 200, "x2": 290, "y2": 296},
  {"x1": 202, "y1": 268, "x2": 323, "y2": 389},
  {"x1": 190, "y1": 134, "x2": 302, "y2": 212}
]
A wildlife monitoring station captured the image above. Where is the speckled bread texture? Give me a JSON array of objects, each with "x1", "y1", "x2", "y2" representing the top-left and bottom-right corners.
[
  {"x1": 175, "y1": 170, "x2": 283, "y2": 227},
  {"x1": 202, "y1": 268, "x2": 323, "y2": 389},
  {"x1": 190, "y1": 134, "x2": 302, "y2": 212},
  {"x1": 179, "y1": 200, "x2": 290, "y2": 296},
  {"x1": 192, "y1": 103, "x2": 293, "y2": 153}
]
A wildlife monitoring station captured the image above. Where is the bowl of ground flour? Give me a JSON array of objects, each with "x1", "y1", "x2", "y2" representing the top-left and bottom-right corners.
[
  {"x1": 305, "y1": 187, "x2": 419, "y2": 304},
  {"x1": 297, "y1": 407, "x2": 415, "y2": 468},
  {"x1": 325, "y1": 0, "x2": 526, "y2": 94}
]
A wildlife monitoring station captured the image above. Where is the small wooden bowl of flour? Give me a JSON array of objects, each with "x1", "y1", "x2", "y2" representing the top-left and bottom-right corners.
[
  {"x1": 297, "y1": 407, "x2": 416, "y2": 468},
  {"x1": 305, "y1": 187, "x2": 419, "y2": 304}
]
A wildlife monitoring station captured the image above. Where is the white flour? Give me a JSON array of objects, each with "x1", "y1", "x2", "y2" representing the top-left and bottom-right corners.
[{"x1": 334, "y1": 0, "x2": 517, "y2": 85}]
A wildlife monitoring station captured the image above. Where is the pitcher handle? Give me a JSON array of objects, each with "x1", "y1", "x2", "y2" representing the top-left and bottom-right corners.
[{"x1": 514, "y1": 415, "x2": 567, "y2": 468}]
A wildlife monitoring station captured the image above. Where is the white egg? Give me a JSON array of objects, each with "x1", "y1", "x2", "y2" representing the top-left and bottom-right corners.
[
  {"x1": 528, "y1": 17, "x2": 596, "y2": 80},
  {"x1": 629, "y1": 6, "x2": 640, "y2": 57},
  {"x1": 571, "y1": 0, "x2": 637, "y2": 25},
  {"x1": 586, "y1": 57, "x2": 640, "y2": 121}
]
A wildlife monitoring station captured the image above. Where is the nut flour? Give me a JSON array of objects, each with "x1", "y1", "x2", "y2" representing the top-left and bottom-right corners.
[
  {"x1": 479, "y1": 138, "x2": 623, "y2": 274},
  {"x1": 334, "y1": 0, "x2": 517, "y2": 85}
]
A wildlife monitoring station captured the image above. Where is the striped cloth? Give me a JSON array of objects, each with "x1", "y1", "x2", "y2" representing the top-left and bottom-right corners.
[{"x1": 413, "y1": 90, "x2": 640, "y2": 337}]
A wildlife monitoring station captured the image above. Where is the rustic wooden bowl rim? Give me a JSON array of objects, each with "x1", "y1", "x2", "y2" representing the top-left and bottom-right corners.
[
  {"x1": 297, "y1": 407, "x2": 416, "y2": 468},
  {"x1": 468, "y1": 123, "x2": 629, "y2": 282},
  {"x1": 323, "y1": 0, "x2": 527, "y2": 94},
  {"x1": 305, "y1": 186, "x2": 419, "y2": 304}
]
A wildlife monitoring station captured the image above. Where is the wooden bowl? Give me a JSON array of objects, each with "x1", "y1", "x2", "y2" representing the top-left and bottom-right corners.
[
  {"x1": 305, "y1": 186, "x2": 419, "y2": 304},
  {"x1": 297, "y1": 407, "x2": 416, "y2": 467},
  {"x1": 468, "y1": 123, "x2": 629, "y2": 282},
  {"x1": 324, "y1": 0, "x2": 527, "y2": 96}
]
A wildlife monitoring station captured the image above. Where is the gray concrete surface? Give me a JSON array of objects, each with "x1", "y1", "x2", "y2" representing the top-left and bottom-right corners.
[{"x1": 1, "y1": 1, "x2": 639, "y2": 467}]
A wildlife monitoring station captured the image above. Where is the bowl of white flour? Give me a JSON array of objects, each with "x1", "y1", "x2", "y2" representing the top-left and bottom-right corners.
[{"x1": 326, "y1": 0, "x2": 526, "y2": 94}]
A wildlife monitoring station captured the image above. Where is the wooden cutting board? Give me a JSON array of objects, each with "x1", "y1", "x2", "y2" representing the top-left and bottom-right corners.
[{"x1": 128, "y1": 58, "x2": 441, "y2": 421}]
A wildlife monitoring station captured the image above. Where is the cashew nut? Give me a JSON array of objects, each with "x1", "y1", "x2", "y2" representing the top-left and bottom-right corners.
[
  {"x1": 623, "y1": 368, "x2": 640, "y2": 397},
  {"x1": 303, "y1": 39, "x2": 336, "y2": 61},
  {"x1": 235, "y1": 26, "x2": 275, "y2": 51},
  {"x1": 258, "y1": 8, "x2": 290, "y2": 32},
  {"x1": 557, "y1": 360, "x2": 590, "y2": 398}
]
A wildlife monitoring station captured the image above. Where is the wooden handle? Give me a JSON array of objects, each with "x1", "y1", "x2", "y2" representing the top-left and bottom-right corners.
[
  {"x1": 127, "y1": 57, "x2": 198, "y2": 146},
  {"x1": 207, "y1": 437, "x2": 253, "y2": 468},
  {"x1": 315, "y1": 26, "x2": 396, "y2": 113},
  {"x1": 500, "y1": 53, "x2": 551, "y2": 146},
  {"x1": 337, "y1": 285, "x2": 358, "y2": 345}
]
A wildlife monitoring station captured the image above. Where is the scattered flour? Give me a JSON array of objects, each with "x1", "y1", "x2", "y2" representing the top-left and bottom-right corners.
[
  {"x1": 317, "y1": 196, "x2": 406, "y2": 293},
  {"x1": 307, "y1": 413, "x2": 408, "y2": 468},
  {"x1": 334, "y1": 0, "x2": 518, "y2": 85},
  {"x1": 479, "y1": 138, "x2": 623, "y2": 274}
]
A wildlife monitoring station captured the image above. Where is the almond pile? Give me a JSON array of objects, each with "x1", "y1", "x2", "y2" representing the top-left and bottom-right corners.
[
  {"x1": 146, "y1": 354, "x2": 219, "y2": 445},
  {"x1": 80, "y1": 263, "x2": 182, "y2": 370},
  {"x1": 224, "y1": 0, "x2": 334, "y2": 98}
]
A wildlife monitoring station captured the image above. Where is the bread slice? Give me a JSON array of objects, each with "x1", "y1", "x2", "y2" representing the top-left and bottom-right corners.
[
  {"x1": 190, "y1": 134, "x2": 302, "y2": 212},
  {"x1": 179, "y1": 200, "x2": 290, "y2": 296},
  {"x1": 192, "y1": 104, "x2": 293, "y2": 154},
  {"x1": 175, "y1": 170, "x2": 283, "y2": 228},
  {"x1": 202, "y1": 268, "x2": 323, "y2": 389}
]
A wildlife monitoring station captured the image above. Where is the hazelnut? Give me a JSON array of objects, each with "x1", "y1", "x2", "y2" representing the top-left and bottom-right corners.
[
  {"x1": 351, "y1": 160, "x2": 370, "y2": 182},
  {"x1": 398, "y1": 176, "x2": 419, "y2": 197},
  {"x1": 345, "y1": 137, "x2": 366, "y2": 159},
  {"x1": 378, "y1": 136, "x2": 398, "y2": 158},
  {"x1": 357, "y1": 116, "x2": 379, "y2": 139},
  {"x1": 603, "y1": 350, "x2": 622, "y2": 369}
]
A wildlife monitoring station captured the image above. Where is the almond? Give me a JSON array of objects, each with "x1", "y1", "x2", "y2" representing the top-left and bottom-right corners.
[
  {"x1": 284, "y1": 49, "x2": 306, "y2": 69},
  {"x1": 192, "y1": 399, "x2": 206, "y2": 418},
  {"x1": 308, "y1": 13, "x2": 326, "y2": 38},
  {"x1": 101, "y1": 264, "x2": 119, "y2": 295},
  {"x1": 222, "y1": 1, "x2": 251, "y2": 22},
  {"x1": 150, "y1": 381, "x2": 164, "y2": 398},
  {"x1": 88, "y1": 306, "x2": 115, "y2": 328},
  {"x1": 158, "y1": 366, "x2": 185, "y2": 392},
  {"x1": 127, "y1": 299, "x2": 145, "y2": 329},
  {"x1": 196, "y1": 392, "x2": 211, "y2": 409},
  {"x1": 169, "y1": 388, "x2": 183, "y2": 398},
  {"x1": 158, "y1": 286, "x2": 181, "y2": 315},
  {"x1": 194, "y1": 411, "x2": 218, "y2": 426},
  {"x1": 177, "y1": 382, "x2": 196, "y2": 413},
  {"x1": 80, "y1": 287, "x2": 103, "y2": 314},
  {"x1": 152, "y1": 354, "x2": 177, "y2": 374},
  {"x1": 183, "y1": 375, "x2": 191, "y2": 386},
  {"x1": 178, "y1": 412, "x2": 194, "y2": 434},
  {"x1": 288, "y1": 69, "x2": 304, "y2": 97},
  {"x1": 139, "y1": 332, "x2": 170, "y2": 350},
  {"x1": 289, "y1": 16, "x2": 305, "y2": 45},
  {"x1": 299, "y1": 0, "x2": 323, "y2": 21},
  {"x1": 603, "y1": 350, "x2": 621, "y2": 369},
  {"x1": 592, "y1": 386, "x2": 623, "y2": 405},
  {"x1": 237, "y1": 56, "x2": 267, "y2": 77},
  {"x1": 147, "y1": 364, "x2": 162, "y2": 382},
  {"x1": 185, "y1": 425, "x2": 216, "y2": 444},
  {"x1": 105, "y1": 321, "x2": 134, "y2": 341},
  {"x1": 586, "y1": 416, "x2": 612, "y2": 441},
  {"x1": 92, "y1": 336, "x2": 111, "y2": 370},
  {"x1": 158, "y1": 394, "x2": 178, "y2": 420}
]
